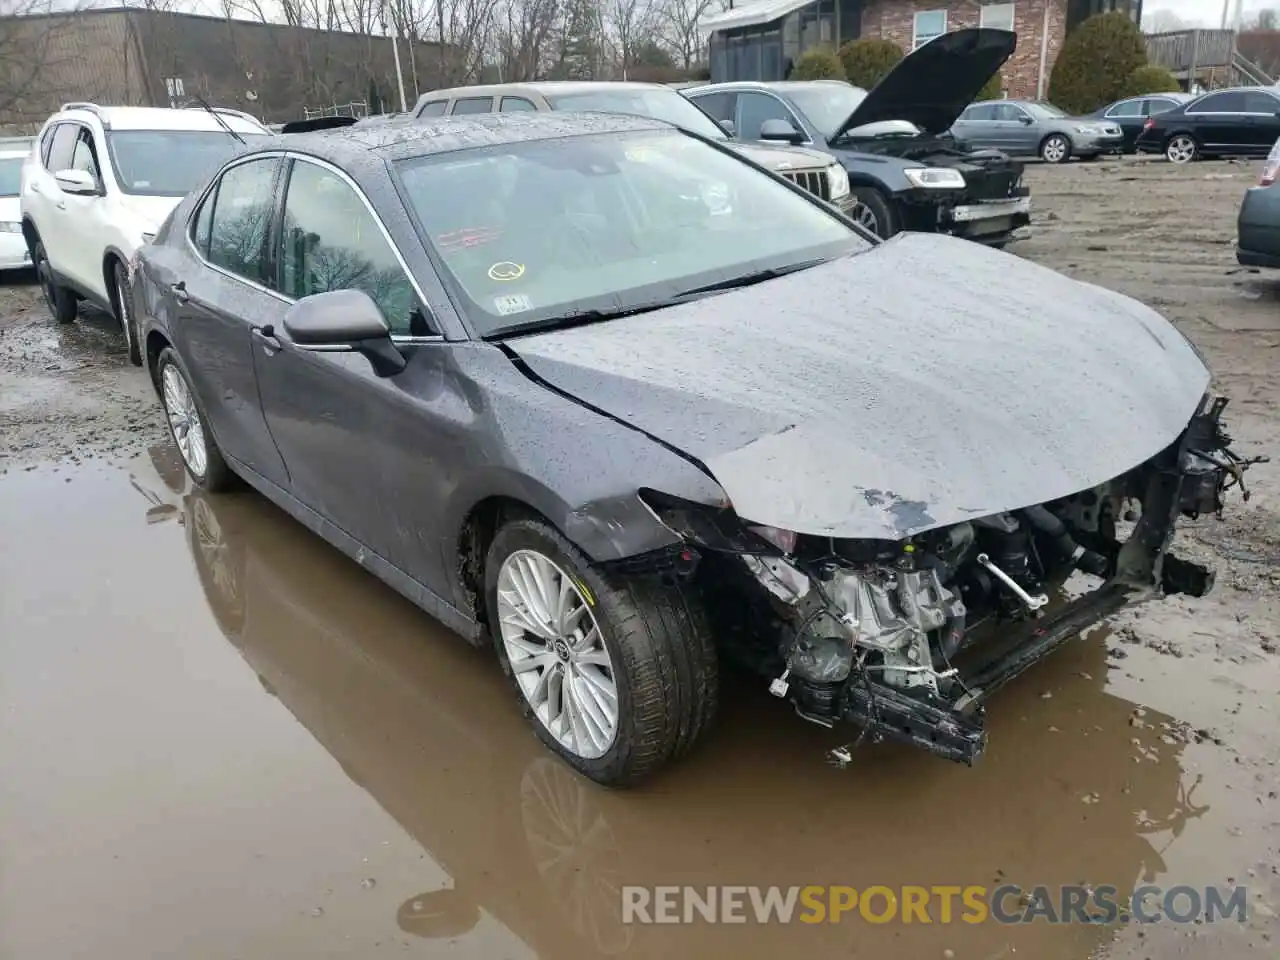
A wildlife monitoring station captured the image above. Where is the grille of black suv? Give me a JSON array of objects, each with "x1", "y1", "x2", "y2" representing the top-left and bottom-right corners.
[
  {"x1": 781, "y1": 168, "x2": 831, "y2": 202},
  {"x1": 963, "y1": 157, "x2": 1023, "y2": 201}
]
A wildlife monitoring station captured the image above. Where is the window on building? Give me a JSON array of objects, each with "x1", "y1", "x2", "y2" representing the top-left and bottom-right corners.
[
  {"x1": 164, "y1": 77, "x2": 185, "y2": 108},
  {"x1": 979, "y1": 2, "x2": 1015, "y2": 31},
  {"x1": 912, "y1": 10, "x2": 947, "y2": 49}
]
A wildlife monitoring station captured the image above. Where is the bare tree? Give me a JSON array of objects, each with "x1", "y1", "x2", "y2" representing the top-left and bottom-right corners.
[
  {"x1": 655, "y1": 0, "x2": 718, "y2": 69},
  {"x1": 605, "y1": 0, "x2": 656, "y2": 78}
]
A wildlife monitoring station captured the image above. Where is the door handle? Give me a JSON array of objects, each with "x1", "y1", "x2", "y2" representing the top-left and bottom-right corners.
[
  {"x1": 56, "y1": 201, "x2": 66, "y2": 210},
  {"x1": 252, "y1": 325, "x2": 281, "y2": 351},
  {"x1": 169, "y1": 280, "x2": 189, "y2": 304},
  {"x1": 30, "y1": 183, "x2": 40, "y2": 194}
]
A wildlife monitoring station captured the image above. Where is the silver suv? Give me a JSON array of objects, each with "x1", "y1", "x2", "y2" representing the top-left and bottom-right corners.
[{"x1": 412, "y1": 81, "x2": 856, "y2": 217}]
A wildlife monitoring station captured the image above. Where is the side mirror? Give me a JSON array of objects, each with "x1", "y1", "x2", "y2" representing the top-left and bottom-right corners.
[
  {"x1": 282, "y1": 288, "x2": 407, "y2": 376},
  {"x1": 54, "y1": 168, "x2": 99, "y2": 195},
  {"x1": 718, "y1": 118, "x2": 737, "y2": 136},
  {"x1": 759, "y1": 118, "x2": 803, "y2": 144}
]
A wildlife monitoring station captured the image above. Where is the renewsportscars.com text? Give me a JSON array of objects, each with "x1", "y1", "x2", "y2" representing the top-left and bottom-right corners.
[{"x1": 620, "y1": 884, "x2": 1249, "y2": 926}]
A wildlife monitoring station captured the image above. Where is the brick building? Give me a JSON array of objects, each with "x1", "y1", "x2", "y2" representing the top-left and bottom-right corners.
[
  {"x1": 702, "y1": 0, "x2": 1143, "y2": 99},
  {"x1": 0, "y1": 7, "x2": 454, "y2": 132}
]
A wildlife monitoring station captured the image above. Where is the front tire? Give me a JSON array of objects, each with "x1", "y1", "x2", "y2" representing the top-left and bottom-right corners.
[
  {"x1": 157, "y1": 347, "x2": 235, "y2": 491},
  {"x1": 486, "y1": 516, "x2": 718, "y2": 786},
  {"x1": 1166, "y1": 133, "x2": 1198, "y2": 164},
  {"x1": 34, "y1": 241, "x2": 77, "y2": 325},
  {"x1": 849, "y1": 187, "x2": 899, "y2": 239},
  {"x1": 1040, "y1": 133, "x2": 1071, "y2": 164},
  {"x1": 110, "y1": 259, "x2": 142, "y2": 366}
]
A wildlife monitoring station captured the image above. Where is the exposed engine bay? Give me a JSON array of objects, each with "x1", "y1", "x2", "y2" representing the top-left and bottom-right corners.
[{"x1": 639, "y1": 396, "x2": 1266, "y2": 767}]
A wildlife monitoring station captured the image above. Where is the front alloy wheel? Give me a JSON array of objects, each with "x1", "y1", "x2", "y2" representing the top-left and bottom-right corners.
[
  {"x1": 1166, "y1": 134, "x2": 1198, "y2": 165},
  {"x1": 486, "y1": 516, "x2": 718, "y2": 785},
  {"x1": 497, "y1": 548, "x2": 620, "y2": 760}
]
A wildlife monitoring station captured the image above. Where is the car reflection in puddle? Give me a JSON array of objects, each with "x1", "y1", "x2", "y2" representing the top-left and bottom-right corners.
[{"x1": 139, "y1": 444, "x2": 1212, "y2": 960}]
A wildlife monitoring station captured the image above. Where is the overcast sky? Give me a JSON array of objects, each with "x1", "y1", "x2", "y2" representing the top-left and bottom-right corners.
[{"x1": 1143, "y1": 0, "x2": 1265, "y2": 27}]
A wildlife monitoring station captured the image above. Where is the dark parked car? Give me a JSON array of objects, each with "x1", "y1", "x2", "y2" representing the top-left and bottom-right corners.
[
  {"x1": 1136, "y1": 86, "x2": 1280, "y2": 163},
  {"x1": 1236, "y1": 135, "x2": 1280, "y2": 267},
  {"x1": 131, "y1": 111, "x2": 1256, "y2": 786},
  {"x1": 1086, "y1": 92, "x2": 1194, "y2": 153},
  {"x1": 950, "y1": 99, "x2": 1124, "y2": 162},
  {"x1": 685, "y1": 28, "x2": 1030, "y2": 243}
]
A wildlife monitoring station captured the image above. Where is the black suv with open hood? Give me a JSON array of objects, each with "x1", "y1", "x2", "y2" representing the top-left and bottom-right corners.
[{"x1": 685, "y1": 28, "x2": 1030, "y2": 245}]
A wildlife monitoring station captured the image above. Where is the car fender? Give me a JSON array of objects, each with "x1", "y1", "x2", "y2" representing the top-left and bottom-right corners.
[{"x1": 831, "y1": 150, "x2": 917, "y2": 194}]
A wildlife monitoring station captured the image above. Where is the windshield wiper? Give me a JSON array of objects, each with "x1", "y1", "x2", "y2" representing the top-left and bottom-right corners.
[
  {"x1": 485, "y1": 301, "x2": 679, "y2": 340},
  {"x1": 671, "y1": 257, "x2": 831, "y2": 299},
  {"x1": 186, "y1": 95, "x2": 246, "y2": 145}
]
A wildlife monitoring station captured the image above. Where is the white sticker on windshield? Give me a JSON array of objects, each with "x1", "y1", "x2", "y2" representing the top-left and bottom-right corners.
[{"x1": 493, "y1": 294, "x2": 533, "y2": 316}]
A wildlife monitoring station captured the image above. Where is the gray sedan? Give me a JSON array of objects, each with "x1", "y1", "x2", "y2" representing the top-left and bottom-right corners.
[
  {"x1": 130, "y1": 110, "x2": 1251, "y2": 787},
  {"x1": 951, "y1": 100, "x2": 1125, "y2": 163}
]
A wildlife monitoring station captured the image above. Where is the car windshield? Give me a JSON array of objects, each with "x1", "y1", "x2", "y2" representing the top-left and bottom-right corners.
[
  {"x1": 0, "y1": 157, "x2": 21, "y2": 197},
  {"x1": 787, "y1": 84, "x2": 867, "y2": 139},
  {"x1": 1025, "y1": 102, "x2": 1069, "y2": 120},
  {"x1": 106, "y1": 130, "x2": 271, "y2": 196},
  {"x1": 545, "y1": 89, "x2": 728, "y2": 140},
  {"x1": 395, "y1": 129, "x2": 865, "y2": 337}
]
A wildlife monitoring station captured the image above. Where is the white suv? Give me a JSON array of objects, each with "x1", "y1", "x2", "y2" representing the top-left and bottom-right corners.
[{"x1": 20, "y1": 103, "x2": 271, "y2": 363}]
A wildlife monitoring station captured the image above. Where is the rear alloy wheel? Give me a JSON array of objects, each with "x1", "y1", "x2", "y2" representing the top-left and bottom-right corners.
[
  {"x1": 849, "y1": 187, "x2": 898, "y2": 239},
  {"x1": 111, "y1": 259, "x2": 142, "y2": 366},
  {"x1": 1040, "y1": 133, "x2": 1071, "y2": 164},
  {"x1": 34, "y1": 241, "x2": 77, "y2": 325},
  {"x1": 1166, "y1": 134, "x2": 1198, "y2": 165},
  {"x1": 156, "y1": 347, "x2": 235, "y2": 491},
  {"x1": 487, "y1": 516, "x2": 718, "y2": 786}
]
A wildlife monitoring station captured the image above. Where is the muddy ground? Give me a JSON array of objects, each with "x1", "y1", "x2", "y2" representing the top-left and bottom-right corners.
[{"x1": 1, "y1": 158, "x2": 1278, "y2": 960}]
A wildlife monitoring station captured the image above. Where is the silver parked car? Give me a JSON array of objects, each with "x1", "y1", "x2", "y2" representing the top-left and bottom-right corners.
[{"x1": 950, "y1": 100, "x2": 1124, "y2": 163}]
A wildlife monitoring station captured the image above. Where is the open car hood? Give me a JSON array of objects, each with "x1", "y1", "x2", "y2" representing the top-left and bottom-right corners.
[
  {"x1": 833, "y1": 27, "x2": 1017, "y2": 139},
  {"x1": 506, "y1": 233, "x2": 1210, "y2": 541}
]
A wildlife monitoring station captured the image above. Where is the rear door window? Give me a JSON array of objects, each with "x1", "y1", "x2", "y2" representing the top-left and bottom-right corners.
[
  {"x1": 205, "y1": 157, "x2": 280, "y2": 286},
  {"x1": 499, "y1": 97, "x2": 538, "y2": 112},
  {"x1": 417, "y1": 100, "x2": 447, "y2": 117},
  {"x1": 962, "y1": 104, "x2": 997, "y2": 121},
  {"x1": 451, "y1": 97, "x2": 495, "y2": 115},
  {"x1": 1106, "y1": 100, "x2": 1142, "y2": 118}
]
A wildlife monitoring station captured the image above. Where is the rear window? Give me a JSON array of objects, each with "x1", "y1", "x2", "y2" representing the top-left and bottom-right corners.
[{"x1": 545, "y1": 89, "x2": 727, "y2": 140}]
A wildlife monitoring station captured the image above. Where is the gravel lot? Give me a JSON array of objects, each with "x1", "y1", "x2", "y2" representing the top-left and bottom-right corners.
[{"x1": 1, "y1": 157, "x2": 1277, "y2": 960}]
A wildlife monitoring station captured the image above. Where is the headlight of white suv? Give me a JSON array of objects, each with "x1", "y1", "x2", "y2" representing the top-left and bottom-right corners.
[
  {"x1": 0, "y1": 221, "x2": 21, "y2": 234},
  {"x1": 826, "y1": 162, "x2": 850, "y2": 200},
  {"x1": 903, "y1": 167, "x2": 965, "y2": 189}
]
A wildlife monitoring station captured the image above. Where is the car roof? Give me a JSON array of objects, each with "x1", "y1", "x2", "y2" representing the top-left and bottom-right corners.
[
  {"x1": 274, "y1": 111, "x2": 671, "y2": 166},
  {"x1": 418, "y1": 80, "x2": 674, "y2": 102},
  {"x1": 55, "y1": 105, "x2": 269, "y2": 134},
  {"x1": 687, "y1": 80, "x2": 852, "y2": 92}
]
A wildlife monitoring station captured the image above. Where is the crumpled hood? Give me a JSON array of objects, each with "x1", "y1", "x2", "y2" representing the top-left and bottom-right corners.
[
  {"x1": 506, "y1": 232, "x2": 1210, "y2": 540},
  {"x1": 834, "y1": 27, "x2": 1016, "y2": 139}
]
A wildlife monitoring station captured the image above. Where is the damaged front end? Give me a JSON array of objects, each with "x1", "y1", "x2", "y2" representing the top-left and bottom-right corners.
[{"x1": 639, "y1": 395, "x2": 1265, "y2": 767}]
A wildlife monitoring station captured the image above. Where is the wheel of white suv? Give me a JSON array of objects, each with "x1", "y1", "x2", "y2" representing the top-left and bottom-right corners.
[
  {"x1": 1166, "y1": 134, "x2": 1198, "y2": 165},
  {"x1": 34, "y1": 241, "x2": 77, "y2": 325},
  {"x1": 1040, "y1": 133, "x2": 1071, "y2": 164},
  {"x1": 156, "y1": 347, "x2": 235, "y2": 491},
  {"x1": 485, "y1": 514, "x2": 718, "y2": 786},
  {"x1": 111, "y1": 259, "x2": 142, "y2": 366}
]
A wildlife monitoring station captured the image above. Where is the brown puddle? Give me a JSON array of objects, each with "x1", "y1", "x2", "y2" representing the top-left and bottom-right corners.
[{"x1": 1, "y1": 447, "x2": 1277, "y2": 960}]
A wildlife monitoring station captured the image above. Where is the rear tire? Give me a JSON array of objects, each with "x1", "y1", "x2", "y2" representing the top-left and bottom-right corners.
[
  {"x1": 849, "y1": 187, "x2": 899, "y2": 239},
  {"x1": 110, "y1": 258, "x2": 142, "y2": 366},
  {"x1": 34, "y1": 241, "x2": 77, "y2": 325},
  {"x1": 486, "y1": 515, "x2": 718, "y2": 786},
  {"x1": 1166, "y1": 133, "x2": 1198, "y2": 164},
  {"x1": 156, "y1": 347, "x2": 236, "y2": 492}
]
